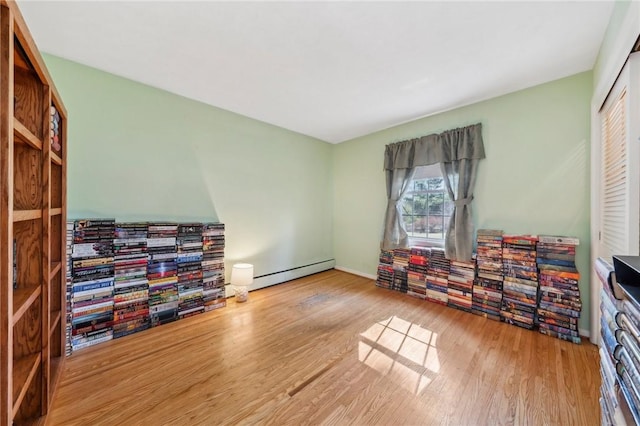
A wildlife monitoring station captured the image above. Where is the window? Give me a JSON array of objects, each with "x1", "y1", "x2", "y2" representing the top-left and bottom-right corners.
[{"x1": 401, "y1": 165, "x2": 453, "y2": 243}]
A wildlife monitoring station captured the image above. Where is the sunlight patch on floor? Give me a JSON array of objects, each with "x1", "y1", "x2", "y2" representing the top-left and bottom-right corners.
[{"x1": 358, "y1": 316, "x2": 439, "y2": 394}]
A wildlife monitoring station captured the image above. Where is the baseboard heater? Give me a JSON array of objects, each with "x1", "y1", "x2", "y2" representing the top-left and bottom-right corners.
[{"x1": 225, "y1": 259, "x2": 335, "y2": 296}]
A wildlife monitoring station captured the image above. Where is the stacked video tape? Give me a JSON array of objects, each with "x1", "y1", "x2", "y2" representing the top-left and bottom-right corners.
[
  {"x1": 65, "y1": 221, "x2": 73, "y2": 356},
  {"x1": 70, "y1": 219, "x2": 115, "y2": 350},
  {"x1": 376, "y1": 250, "x2": 394, "y2": 289},
  {"x1": 202, "y1": 223, "x2": 226, "y2": 311},
  {"x1": 50, "y1": 104, "x2": 61, "y2": 153},
  {"x1": 376, "y1": 250, "x2": 393, "y2": 289},
  {"x1": 602, "y1": 256, "x2": 640, "y2": 424},
  {"x1": 112, "y1": 223, "x2": 150, "y2": 338},
  {"x1": 536, "y1": 235, "x2": 581, "y2": 344},
  {"x1": 176, "y1": 223, "x2": 205, "y2": 319},
  {"x1": 597, "y1": 257, "x2": 626, "y2": 424},
  {"x1": 391, "y1": 248, "x2": 410, "y2": 293},
  {"x1": 426, "y1": 248, "x2": 449, "y2": 305},
  {"x1": 407, "y1": 247, "x2": 429, "y2": 299},
  {"x1": 147, "y1": 223, "x2": 179, "y2": 326},
  {"x1": 473, "y1": 229, "x2": 504, "y2": 320},
  {"x1": 447, "y1": 257, "x2": 475, "y2": 312},
  {"x1": 500, "y1": 235, "x2": 539, "y2": 330}
]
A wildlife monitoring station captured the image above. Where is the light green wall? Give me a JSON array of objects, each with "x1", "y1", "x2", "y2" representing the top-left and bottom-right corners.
[
  {"x1": 333, "y1": 72, "x2": 592, "y2": 332},
  {"x1": 43, "y1": 54, "x2": 334, "y2": 280}
]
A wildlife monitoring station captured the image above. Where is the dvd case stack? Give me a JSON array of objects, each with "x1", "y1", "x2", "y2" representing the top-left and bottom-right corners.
[
  {"x1": 202, "y1": 223, "x2": 226, "y2": 311},
  {"x1": 376, "y1": 250, "x2": 394, "y2": 289},
  {"x1": 407, "y1": 247, "x2": 430, "y2": 299},
  {"x1": 426, "y1": 248, "x2": 449, "y2": 306},
  {"x1": 500, "y1": 235, "x2": 539, "y2": 330},
  {"x1": 447, "y1": 257, "x2": 475, "y2": 312},
  {"x1": 65, "y1": 221, "x2": 74, "y2": 356},
  {"x1": 112, "y1": 223, "x2": 150, "y2": 339},
  {"x1": 177, "y1": 223, "x2": 205, "y2": 319},
  {"x1": 605, "y1": 256, "x2": 640, "y2": 424},
  {"x1": 147, "y1": 223, "x2": 179, "y2": 326},
  {"x1": 536, "y1": 235, "x2": 581, "y2": 344},
  {"x1": 50, "y1": 104, "x2": 61, "y2": 153},
  {"x1": 473, "y1": 229, "x2": 504, "y2": 321},
  {"x1": 70, "y1": 219, "x2": 115, "y2": 350},
  {"x1": 391, "y1": 248, "x2": 410, "y2": 293},
  {"x1": 598, "y1": 258, "x2": 632, "y2": 425},
  {"x1": 597, "y1": 258, "x2": 625, "y2": 424}
]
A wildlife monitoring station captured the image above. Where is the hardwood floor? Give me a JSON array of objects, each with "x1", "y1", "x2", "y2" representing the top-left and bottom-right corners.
[{"x1": 47, "y1": 270, "x2": 600, "y2": 425}]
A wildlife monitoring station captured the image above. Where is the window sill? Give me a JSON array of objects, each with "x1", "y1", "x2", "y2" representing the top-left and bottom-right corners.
[{"x1": 408, "y1": 237, "x2": 445, "y2": 248}]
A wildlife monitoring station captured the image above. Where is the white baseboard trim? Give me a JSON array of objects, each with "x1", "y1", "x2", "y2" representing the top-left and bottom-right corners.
[
  {"x1": 334, "y1": 266, "x2": 376, "y2": 280},
  {"x1": 225, "y1": 259, "x2": 336, "y2": 297},
  {"x1": 579, "y1": 328, "x2": 591, "y2": 339}
]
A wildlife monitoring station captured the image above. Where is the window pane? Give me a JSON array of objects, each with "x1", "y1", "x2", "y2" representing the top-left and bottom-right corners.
[
  {"x1": 415, "y1": 179, "x2": 428, "y2": 191},
  {"x1": 399, "y1": 170, "x2": 453, "y2": 243},
  {"x1": 428, "y1": 215, "x2": 444, "y2": 239},
  {"x1": 413, "y1": 215, "x2": 427, "y2": 237},
  {"x1": 402, "y1": 196, "x2": 413, "y2": 215},
  {"x1": 414, "y1": 194, "x2": 427, "y2": 215},
  {"x1": 403, "y1": 214, "x2": 413, "y2": 235},
  {"x1": 428, "y1": 193, "x2": 444, "y2": 215},
  {"x1": 428, "y1": 178, "x2": 444, "y2": 190}
]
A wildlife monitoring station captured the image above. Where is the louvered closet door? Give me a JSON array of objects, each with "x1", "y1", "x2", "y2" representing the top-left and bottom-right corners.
[{"x1": 599, "y1": 52, "x2": 640, "y2": 261}]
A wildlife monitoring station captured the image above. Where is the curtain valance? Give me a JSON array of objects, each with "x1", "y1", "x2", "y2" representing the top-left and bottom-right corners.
[{"x1": 384, "y1": 123, "x2": 485, "y2": 170}]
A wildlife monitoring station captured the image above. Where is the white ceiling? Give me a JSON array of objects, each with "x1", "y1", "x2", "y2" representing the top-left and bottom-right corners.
[{"x1": 18, "y1": 1, "x2": 614, "y2": 144}]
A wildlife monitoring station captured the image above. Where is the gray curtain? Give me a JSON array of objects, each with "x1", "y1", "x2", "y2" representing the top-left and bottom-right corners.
[
  {"x1": 381, "y1": 123, "x2": 484, "y2": 259},
  {"x1": 440, "y1": 159, "x2": 479, "y2": 261},
  {"x1": 382, "y1": 167, "x2": 416, "y2": 249}
]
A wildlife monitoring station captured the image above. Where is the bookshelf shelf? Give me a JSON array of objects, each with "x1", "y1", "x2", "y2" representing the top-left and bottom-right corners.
[
  {"x1": 13, "y1": 117, "x2": 42, "y2": 151},
  {"x1": 1, "y1": 2, "x2": 67, "y2": 424},
  {"x1": 50, "y1": 152, "x2": 62, "y2": 166},
  {"x1": 11, "y1": 353, "x2": 40, "y2": 416},
  {"x1": 12, "y1": 285, "x2": 41, "y2": 325},
  {"x1": 13, "y1": 209, "x2": 41, "y2": 222}
]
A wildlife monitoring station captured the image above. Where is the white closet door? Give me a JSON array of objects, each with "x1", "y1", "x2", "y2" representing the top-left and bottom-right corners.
[{"x1": 598, "y1": 53, "x2": 640, "y2": 262}]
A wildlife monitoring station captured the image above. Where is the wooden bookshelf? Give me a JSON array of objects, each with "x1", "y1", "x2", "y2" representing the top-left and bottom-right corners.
[{"x1": 0, "y1": 1, "x2": 67, "y2": 424}]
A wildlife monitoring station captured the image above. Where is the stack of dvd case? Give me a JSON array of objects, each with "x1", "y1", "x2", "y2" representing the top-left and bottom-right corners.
[
  {"x1": 594, "y1": 258, "x2": 640, "y2": 425},
  {"x1": 113, "y1": 223, "x2": 150, "y2": 338},
  {"x1": 473, "y1": 229, "x2": 504, "y2": 320},
  {"x1": 500, "y1": 235, "x2": 539, "y2": 330},
  {"x1": 407, "y1": 247, "x2": 429, "y2": 299},
  {"x1": 177, "y1": 223, "x2": 205, "y2": 319},
  {"x1": 147, "y1": 223, "x2": 179, "y2": 326},
  {"x1": 447, "y1": 256, "x2": 475, "y2": 312},
  {"x1": 376, "y1": 250, "x2": 394, "y2": 289},
  {"x1": 606, "y1": 256, "x2": 640, "y2": 424},
  {"x1": 202, "y1": 223, "x2": 226, "y2": 311},
  {"x1": 426, "y1": 248, "x2": 449, "y2": 305},
  {"x1": 70, "y1": 219, "x2": 115, "y2": 350},
  {"x1": 536, "y1": 235, "x2": 581, "y2": 343},
  {"x1": 65, "y1": 221, "x2": 73, "y2": 356},
  {"x1": 50, "y1": 104, "x2": 61, "y2": 153},
  {"x1": 391, "y1": 248, "x2": 410, "y2": 293},
  {"x1": 597, "y1": 257, "x2": 626, "y2": 425}
]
